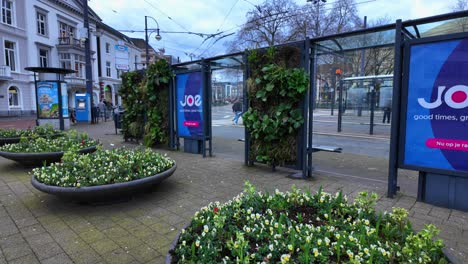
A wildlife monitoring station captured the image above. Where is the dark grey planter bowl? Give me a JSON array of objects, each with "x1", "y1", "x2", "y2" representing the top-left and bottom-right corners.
[
  {"x1": 0, "y1": 137, "x2": 21, "y2": 146},
  {"x1": 31, "y1": 162, "x2": 177, "y2": 201},
  {"x1": 165, "y1": 222, "x2": 461, "y2": 264},
  {"x1": 0, "y1": 146, "x2": 97, "y2": 167},
  {"x1": 166, "y1": 221, "x2": 191, "y2": 264},
  {"x1": 0, "y1": 133, "x2": 64, "y2": 146}
]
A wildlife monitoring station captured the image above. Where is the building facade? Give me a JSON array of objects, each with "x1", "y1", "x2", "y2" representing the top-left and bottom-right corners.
[
  {"x1": 96, "y1": 23, "x2": 141, "y2": 107},
  {"x1": 0, "y1": 0, "x2": 30, "y2": 116},
  {"x1": 0, "y1": 0, "x2": 142, "y2": 117}
]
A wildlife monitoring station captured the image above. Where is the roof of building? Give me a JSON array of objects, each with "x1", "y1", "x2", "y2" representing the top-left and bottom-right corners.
[
  {"x1": 130, "y1": 38, "x2": 157, "y2": 53},
  {"x1": 97, "y1": 22, "x2": 140, "y2": 49}
]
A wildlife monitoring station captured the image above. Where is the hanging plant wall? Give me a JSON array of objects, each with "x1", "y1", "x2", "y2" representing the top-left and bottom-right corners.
[
  {"x1": 119, "y1": 70, "x2": 146, "y2": 140},
  {"x1": 143, "y1": 59, "x2": 173, "y2": 147},
  {"x1": 243, "y1": 46, "x2": 308, "y2": 167}
]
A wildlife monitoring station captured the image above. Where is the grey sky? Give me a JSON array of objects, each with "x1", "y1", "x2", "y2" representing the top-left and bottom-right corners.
[{"x1": 89, "y1": 0, "x2": 455, "y2": 62}]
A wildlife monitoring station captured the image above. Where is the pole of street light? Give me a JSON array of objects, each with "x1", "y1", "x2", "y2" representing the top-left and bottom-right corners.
[
  {"x1": 144, "y1": 16, "x2": 162, "y2": 67},
  {"x1": 83, "y1": 0, "x2": 94, "y2": 123}
]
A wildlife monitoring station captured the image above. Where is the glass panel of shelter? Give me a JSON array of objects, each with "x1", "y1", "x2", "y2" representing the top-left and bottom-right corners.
[{"x1": 312, "y1": 30, "x2": 395, "y2": 136}]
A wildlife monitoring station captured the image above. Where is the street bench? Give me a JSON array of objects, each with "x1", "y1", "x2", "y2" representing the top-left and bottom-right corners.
[{"x1": 310, "y1": 144, "x2": 342, "y2": 153}]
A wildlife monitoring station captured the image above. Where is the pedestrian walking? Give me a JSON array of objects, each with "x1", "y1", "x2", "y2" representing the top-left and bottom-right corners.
[{"x1": 232, "y1": 100, "x2": 243, "y2": 125}]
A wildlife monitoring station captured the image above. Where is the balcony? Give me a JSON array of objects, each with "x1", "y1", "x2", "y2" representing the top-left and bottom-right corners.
[
  {"x1": 0, "y1": 66, "x2": 12, "y2": 81},
  {"x1": 57, "y1": 37, "x2": 85, "y2": 50}
]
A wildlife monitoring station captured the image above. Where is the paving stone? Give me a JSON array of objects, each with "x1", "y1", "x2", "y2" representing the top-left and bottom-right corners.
[
  {"x1": 40, "y1": 253, "x2": 73, "y2": 264},
  {"x1": 7, "y1": 254, "x2": 40, "y2": 264},
  {"x1": 1, "y1": 242, "x2": 33, "y2": 261},
  {"x1": 68, "y1": 249, "x2": 102, "y2": 264},
  {"x1": 19, "y1": 224, "x2": 46, "y2": 238},
  {"x1": 101, "y1": 226, "x2": 130, "y2": 239},
  {"x1": 112, "y1": 235, "x2": 143, "y2": 250},
  {"x1": 78, "y1": 229, "x2": 106, "y2": 244},
  {"x1": 0, "y1": 234, "x2": 25, "y2": 249},
  {"x1": 25, "y1": 232, "x2": 54, "y2": 247},
  {"x1": 128, "y1": 244, "x2": 161, "y2": 263},
  {"x1": 90, "y1": 239, "x2": 120, "y2": 255},
  {"x1": 30, "y1": 241, "x2": 64, "y2": 260},
  {"x1": 127, "y1": 225, "x2": 154, "y2": 239},
  {"x1": 59, "y1": 238, "x2": 91, "y2": 255},
  {"x1": 101, "y1": 248, "x2": 137, "y2": 264}
]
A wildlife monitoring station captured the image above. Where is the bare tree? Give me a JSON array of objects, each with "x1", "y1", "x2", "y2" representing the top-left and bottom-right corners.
[
  {"x1": 451, "y1": 0, "x2": 468, "y2": 32},
  {"x1": 226, "y1": 0, "x2": 300, "y2": 52},
  {"x1": 452, "y1": 0, "x2": 468, "y2": 10}
]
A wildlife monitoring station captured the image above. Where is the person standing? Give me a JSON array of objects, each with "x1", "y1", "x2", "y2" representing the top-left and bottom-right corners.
[
  {"x1": 382, "y1": 106, "x2": 391, "y2": 123},
  {"x1": 232, "y1": 100, "x2": 243, "y2": 125}
]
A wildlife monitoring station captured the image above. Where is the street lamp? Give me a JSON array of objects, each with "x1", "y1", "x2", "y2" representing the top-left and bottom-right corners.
[{"x1": 145, "y1": 16, "x2": 162, "y2": 67}]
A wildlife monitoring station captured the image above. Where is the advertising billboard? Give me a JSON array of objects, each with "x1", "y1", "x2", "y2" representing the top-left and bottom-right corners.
[
  {"x1": 402, "y1": 36, "x2": 468, "y2": 174},
  {"x1": 176, "y1": 72, "x2": 204, "y2": 138},
  {"x1": 37, "y1": 82, "x2": 59, "y2": 119},
  {"x1": 115, "y1": 45, "x2": 129, "y2": 70}
]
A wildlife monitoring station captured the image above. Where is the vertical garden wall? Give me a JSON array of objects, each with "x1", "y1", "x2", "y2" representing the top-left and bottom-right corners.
[
  {"x1": 119, "y1": 59, "x2": 173, "y2": 147},
  {"x1": 244, "y1": 45, "x2": 309, "y2": 168}
]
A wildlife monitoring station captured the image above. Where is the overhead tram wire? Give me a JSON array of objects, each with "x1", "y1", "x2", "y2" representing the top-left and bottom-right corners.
[
  {"x1": 194, "y1": 0, "x2": 377, "y2": 59},
  {"x1": 191, "y1": 0, "x2": 240, "y2": 58},
  {"x1": 143, "y1": 0, "x2": 192, "y2": 32}
]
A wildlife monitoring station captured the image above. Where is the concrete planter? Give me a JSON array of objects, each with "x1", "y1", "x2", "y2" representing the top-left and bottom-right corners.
[
  {"x1": 31, "y1": 163, "x2": 177, "y2": 201},
  {"x1": 165, "y1": 220, "x2": 462, "y2": 264},
  {"x1": 0, "y1": 137, "x2": 22, "y2": 146},
  {"x1": 0, "y1": 133, "x2": 63, "y2": 146},
  {"x1": 166, "y1": 221, "x2": 190, "y2": 264},
  {"x1": 0, "y1": 146, "x2": 97, "y2": 167}
]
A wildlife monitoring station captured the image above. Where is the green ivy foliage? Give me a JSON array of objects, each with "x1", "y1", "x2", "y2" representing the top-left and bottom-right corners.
[
  {"x1": 119, "y1": 60, "x2": 173, "y2": 147},
  {"x1": 119, "y1": 71, "x2": 145, "y2": 139},
  {"x1": 143, "y1": 59, "x2": 174, "y2": 147},
  {"x1": 244, "y1": 46, "x2": 308, "y2": 166}
]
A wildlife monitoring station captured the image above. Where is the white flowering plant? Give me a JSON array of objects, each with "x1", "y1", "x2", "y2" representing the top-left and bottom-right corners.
[
  {"x1": 0, "y1": 130, "x2": 96, "y2": 153},
  {"x1": 32, "y1": 148, "x2": 175, "y2": 187},
  {"x1": 0, "y1": 124, "x2": 62, "y2": 138},
  {"x1": 172, "y1": 182, "x2": 447, "y2": 264}
]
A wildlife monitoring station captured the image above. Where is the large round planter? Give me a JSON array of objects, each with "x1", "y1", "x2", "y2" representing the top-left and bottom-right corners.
[
  {"x1": 0, "y1": 137, "x2": 22, "y2": 146},
  {"x1": 0, "y1": 133, "x2": 63, "y2": 146},
  {"x1": 165, "y1": 220, "x2": 462, "y2": 264},
  {"x1": 0, "y1": 146, "x2": 97, "y2": 167},
  {"x1": 166, "y1": 221, "x2": 190, "y2": 264},
  {"x1": 31, "y1": 162, "x2": 177, "y2": 201}
]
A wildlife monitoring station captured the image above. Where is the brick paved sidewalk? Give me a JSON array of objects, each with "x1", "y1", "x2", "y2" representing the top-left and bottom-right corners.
[{"x1": 0, "y1": 121, "x2": 466, "y2": 263}]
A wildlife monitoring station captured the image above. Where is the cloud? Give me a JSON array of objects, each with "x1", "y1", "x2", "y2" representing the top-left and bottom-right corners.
[{"x1": 89, "y1": 0, "x2": 457, "y2": 62}]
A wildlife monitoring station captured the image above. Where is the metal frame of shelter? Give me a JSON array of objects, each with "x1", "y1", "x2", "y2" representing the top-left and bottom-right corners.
[{"x1": 169, "y1": 10, "x2": 468, "y2": 200}]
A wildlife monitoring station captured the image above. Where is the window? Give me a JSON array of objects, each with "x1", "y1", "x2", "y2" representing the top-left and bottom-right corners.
[
  {"x1": 59, "y1": 52, "x2": 71, "y2": 72},
  {"x1": 1, "y1": 0, "x2": 13, "y2": 25},
  {"x1": 106, "y1": 61, "x2": 111, "y2": 77},
  {"x1": 8, "y1": 86, "x2": 20, "y2": 107},
  {"x1": 59, "y1": 22, "x2": 75, "y2": 38},
  {"x1": 39, "y1": 49, "x2": 48, "y2": 67},
  {"x1": 4, "y1": 40, "x2": 16, "y2": 71},
  {"x1": 36, "y1": 12, "x2": 47, "y2": 36},
  {"x1": 105, "y1": 43, "x2": 110, "y2": 53},
  {"x1": 74, "y1": 54, "x2": 85, "y2": 78}
]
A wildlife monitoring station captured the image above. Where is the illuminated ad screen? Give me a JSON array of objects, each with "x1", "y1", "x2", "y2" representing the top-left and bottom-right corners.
[
  {"x1": 402, "y1": 37, "x2": 468, "y2": 174},
  {"x1": 176, "y1": 72, "x2": 204, "y2": 138}
]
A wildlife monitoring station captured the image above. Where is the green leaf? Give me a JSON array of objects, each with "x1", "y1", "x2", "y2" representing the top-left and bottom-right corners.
[{"x1": 265, "y1": 83, "x2": 274, "y2": 91}]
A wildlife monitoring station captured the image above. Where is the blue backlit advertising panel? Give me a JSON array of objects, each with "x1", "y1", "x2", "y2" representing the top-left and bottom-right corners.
[
  {"x1": 403, "y1": 37, "x2": 468, "y2": 174},
  {"x1": 176, "y1": 72, "x2": 204, "y2": 138}
]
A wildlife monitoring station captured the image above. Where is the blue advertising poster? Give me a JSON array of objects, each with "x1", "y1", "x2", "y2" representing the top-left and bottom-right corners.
[
  {"x1": 404, "y1": 38, "x2": 468, "y2": 173},
  {"x1": 176, "y1": 72, "x2": 204, "y2": 138},
  {"x1": 37, "y1": 82, "x2": 59, "y2": 118},
  {"x1": 61, "y1": 83, "x2": 69, "y2": 118}
]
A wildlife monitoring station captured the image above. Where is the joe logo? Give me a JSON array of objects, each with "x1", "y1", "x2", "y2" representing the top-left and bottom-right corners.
[
  {"x1": 180, "y1": 95, "x2": 202, "y2": 107},
  {"x1": 418, "y1": 85, "x2": 468, "y2": 109}
]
